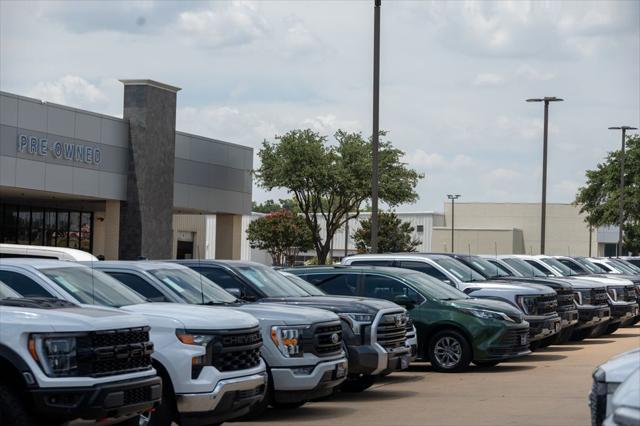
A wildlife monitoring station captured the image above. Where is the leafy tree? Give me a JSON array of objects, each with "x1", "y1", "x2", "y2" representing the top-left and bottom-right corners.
[
  {"x1": 353, "y1": 212, "x2": 421, "y2": 253},
  {"x1": 575, "y1": 134, "x2": 640, "y2": 253},
  {"x1": 246, "y1": 210, "x2": 313, "y2": 266},
  {"x1": 256, "y1": 129, "x2": 422, "y2": 263},
  {"x1": 252, "y1": 199, "x2": 299, "y2": 213}
]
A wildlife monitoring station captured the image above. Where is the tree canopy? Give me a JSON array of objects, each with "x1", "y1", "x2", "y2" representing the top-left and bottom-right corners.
[
  {"x1": 353, "y1": 212, "x2": 421, "y2": 253},
  {"x1": 575, "y1": 134, "x2": 640, "y2": 253},
  {"x1": 252, "y1": 199, "x2": 299, "y2": 213},
  {"x1": 246, "y1": 210, "x2": 313, "y2": 266},
  {"x1": 255, "y1": 129, "x2": 422, "y2": 263}
]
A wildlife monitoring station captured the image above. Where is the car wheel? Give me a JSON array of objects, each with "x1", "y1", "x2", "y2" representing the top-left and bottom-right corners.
[
  {"x1": 428, "y1": 330, "x2": 472, "y2": 372},
  {"x1": 473, "y1": 360, "x2": 500, "y2": 368},
  {"x1": 570, "y1": 328, "x2": 592, "y2": 341},
  {"x1": 148, "y1": 379, "x2": 175, "y2": 426},
  {"x1": 604, "y1": 323, "x2": 620, "y2": 335},
  {"x1": 341, "y1": 374, "x2": 376, "y2": 392},
  {"x1": 0, "y1": 384, "x2": 39, "y2": 426}
]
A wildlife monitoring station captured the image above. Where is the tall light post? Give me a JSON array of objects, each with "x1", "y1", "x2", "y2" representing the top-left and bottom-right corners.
[
  {"x1": 447, "y1": 194, "x2": 461, "y2": 253},
  {"x1": 608, "y1": 125, "x2": 637, "y2": 257},
  {"x1": 370, "y1": 0, "x2": 381, "y2": 253},
  {"x1": 526, "y1": 96, "x2": 563, "y2": 254}
]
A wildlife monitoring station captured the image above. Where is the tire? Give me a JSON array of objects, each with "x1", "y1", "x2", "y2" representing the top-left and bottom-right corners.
[
  {"x1": 428, "y1": 330, "x2": 472, "y2": 372},
  {"x1": 0, "y1": 384, "x2": 39, "y2": 426},
  {"x1": 148, "y1": 376, "x2": 175, "y2": 426},
  {"x1": 473, "y1": 360, "x2": 500, "y2": 368},
  {"x1": 239, "y1": 373, "x2": 273, "y2": 419},
  {"x1": 341, "y1": 375, "x2": 376, "y2": 392},
  {"x1": 552, "y1": 326, "x2": 575, "y2": 345},
  {"x1": 570, "y1": 327, "x2": 593, "y2": 341},
  {"x1": 604, "y1": 323, "x2": 620, "y2": 335},
  {"x1": 590, "y1": 323, "x2": 609, "y2": 338}
]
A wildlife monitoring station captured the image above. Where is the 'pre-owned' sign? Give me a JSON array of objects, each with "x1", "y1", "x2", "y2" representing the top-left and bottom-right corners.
[{"x1": 17, "y1": 134, "x2": 102, "y2": 166}]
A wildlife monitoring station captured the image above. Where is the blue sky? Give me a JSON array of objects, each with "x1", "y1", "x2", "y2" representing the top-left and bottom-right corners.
[{"x1": 1, "y1": 1, "x2": 638, "y2": 211}]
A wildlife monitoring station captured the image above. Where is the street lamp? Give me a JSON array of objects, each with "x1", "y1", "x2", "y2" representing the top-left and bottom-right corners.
[
  {"x1": 370, "y1": 0, "x2": 382, "y2": 253},
  {"x1": 447, "y1": 194, "x2": 461, "y2": 253},
  {"x1": 608, "y1": 125, "x2": 637, "y2": 257},
  {"x1": 526, "y1": 96, "x2": 564, "y2": 254}
]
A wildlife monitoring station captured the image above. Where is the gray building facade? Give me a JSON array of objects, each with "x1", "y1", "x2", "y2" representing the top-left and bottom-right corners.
[{"x1": 0, "y1": 80, "x2": 253, "y2": 260}]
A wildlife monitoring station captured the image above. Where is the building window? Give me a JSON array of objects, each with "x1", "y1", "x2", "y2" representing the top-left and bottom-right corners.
[
  {"x1": 416, "y1": 225, "x2": 424, "y2": 233},
  {"x1": 0, "y1": 203, "x2": 93, "y2": 253}
]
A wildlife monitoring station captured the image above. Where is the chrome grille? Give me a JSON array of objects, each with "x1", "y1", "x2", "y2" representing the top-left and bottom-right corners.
[{"x1": 376, "y1": 313, "x2": 408, "y2": 351}]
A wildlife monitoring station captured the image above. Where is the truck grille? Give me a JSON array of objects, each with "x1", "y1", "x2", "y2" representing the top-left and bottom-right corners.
[
  {"x1": 591, "y1": 289, "x2": 608, "y2": 306},
  {"x1": 77, "y1": 327, "x2": 153, "y2": 378},
  {"x1": 123, "y1": 385, "x2": 152, "y2": 405},
  {"x1": 212, "y1": 327, "x2": 262, "y2": 372},
  {"x1": 622, "y1": 286, "x2": 637, "y2": 302},
  {"x1": 405, "y1": 317, "x2": 416, "y2": 338},
  {"x1": 376, "y1": 313, "x2": 408, "y2": 351},
  {"x1": 556, "y1": 288, "x2": 576, "y2": 311},
  {"x1": 313, "y1": 324, "x2": 343, "y2": 356},
  {"x1": 535, "y1": 294, "x2": 558, "y2": 315}
]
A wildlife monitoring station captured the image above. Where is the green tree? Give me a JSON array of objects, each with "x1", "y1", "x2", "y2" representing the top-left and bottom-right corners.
[
  {"x1": 575, "y1": 134, "x2": 640, "y2": 253},
  {"x1": 252, "y1": 199, "x2": 299, "y2": 213},
  {"x1": 353, "y1": 212, "x2": 421, "y2": 253},
  {"x1": 255, "y1": 129, "x2": 422, "y2": 263},
  {"x1": 246, "y1": 210, "x2": 313, "y2": 266}
]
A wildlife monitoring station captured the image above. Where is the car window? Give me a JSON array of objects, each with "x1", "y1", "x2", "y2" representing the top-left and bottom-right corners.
[
  {"x1": 235, "y1": 265, "x2": 309, "y2": 297},
  {"x1": 571, "y1": 257, "x2": 604, "y2": 274},
  {"x1": 502, "y1": 258, "x2": 546, "y2": 277},
  {"x1": 432, "y1": 258, "x2": 486, "y2": 282},
  {"x1": 304, "y1": 273, "x2": 359, "y2": 296},
  {"x1": 557, "y1": 258, "x2": 585, "y2": 274},
  {"x1": 362, "y1": 274, "x2": 423, "y2": 304},
  {"x1": 282, "y1": 273, "x2": 326, "y2": 296},
  {"x1": 107, "y1": 272, "x2": 168, "y2": 302},
  {"x1": 592, "y1": 261, "x2": 613, "y2": 272},
  {"x1": 190, "y1": 266, "x2": 259, "y2": 298},
  {"x1": 524, "y1": 259, "x2": 555, "y2": 276},
  {"x1": 464, "y1": 257, "x2": 510, "y2": 278},
  {"x1": 398, "y1": 260, "x2": 451, "y2": 283},
  {"x1": 486, "y1": 259, "x2": 517, "y2": 276},
  {"x1": 349, "y1": 260, "x2": 394, "y2": 267},
  {"x1": 0, "y1": 271, "x2": 55, "y2": 298},
  {"x1": 147, "y1": 268, "x2": 238, "y2": 304}
]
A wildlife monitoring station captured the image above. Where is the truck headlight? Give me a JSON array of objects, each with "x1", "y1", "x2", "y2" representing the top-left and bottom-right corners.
[
  {"x1": 574, "y1": 289, "x2": 591, "y2": 306},
  {"x1": 176, "y1": 330, "x2": 216, "y2": 375},
  {"x1": 516, "y1": 296, "x2": 538, "y2": 315},
  {"x1": 339, "y1": 313, "x2": 374, "y2": 335},
  {"x1": 607, "y1": 288, "x2": 619, "y2": 301},
  {"x1": 28, "y1": 334, "x2": 79, "y2": 377},
  {"x1": 457, "y1": 307, "x2": 515, "y2": 322},
  {"x1": 270, "y1": 326, "x2": 304, "y2": 357}
]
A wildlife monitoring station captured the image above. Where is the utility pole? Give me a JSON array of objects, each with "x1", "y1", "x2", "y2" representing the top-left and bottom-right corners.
[
  {"x1": 370, "y1": 0, "x2": 381, "y2": 253},
  {"x1": 447, "y1": 194, "x2": 461, "y2": 253},
  {"x1": 608, "y1": 126, "x2": 637, "y2": 257},
  {"x1": 526, "y1": 96, "x2": 563, "y2": 254}
]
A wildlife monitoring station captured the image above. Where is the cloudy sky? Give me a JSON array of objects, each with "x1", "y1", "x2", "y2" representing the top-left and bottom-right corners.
[{"x1": 1, "y1": 1, "x2": 638, "y2": 211}]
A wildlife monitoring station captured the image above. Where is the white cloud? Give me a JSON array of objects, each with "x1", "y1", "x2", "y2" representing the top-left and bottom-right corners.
[
  {"x1": 473, "y1": 73, "x2": 504, "y2": 86},
  {"x1": 516, "y1": 64, "x2": 556, "y2": 81},
  {"x1": 301, "y1": 114, "x2": 360, "y2": 134}
]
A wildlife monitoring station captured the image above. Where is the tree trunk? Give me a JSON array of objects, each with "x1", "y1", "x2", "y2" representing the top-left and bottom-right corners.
[{"x1": 315, "y1": 242, "x2": 332, "y2": 265}]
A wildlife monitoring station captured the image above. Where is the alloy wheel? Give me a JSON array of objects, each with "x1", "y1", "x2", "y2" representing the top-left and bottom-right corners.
[{"x1": 433, "y1": 336, "x2": 462, "y2": 369}]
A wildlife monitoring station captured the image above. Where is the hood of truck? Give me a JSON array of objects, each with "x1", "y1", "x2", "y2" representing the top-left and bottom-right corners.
[
  {"x1": 466, "y1": 282, "x2": 554, "y2": 295},
  {"x1": 572, "y1": 275, "x2": 634, "y2": 286},
  {"x1": 597, "y1": 348, "x2": 640, "y2": 384},
  {"x1": 495, "y1": 276, "x2": 572, "y2": 289},
  {"x1": 236, "y1": 302, "x2": 339, "y2": 326},
  {"x1": 261, "y1": 295, "x2": 396, "y2": 314},
  {"x1": 122, "y1": 302, "x2": 259, "y2": 330},
  {"x1": 447, "y1": 297, "x2": 525, "y2": 318}
]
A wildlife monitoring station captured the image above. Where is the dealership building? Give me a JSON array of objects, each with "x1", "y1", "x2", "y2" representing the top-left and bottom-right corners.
[{"x1": 0, "y1": 80, "x2": 252, "y2": 260}]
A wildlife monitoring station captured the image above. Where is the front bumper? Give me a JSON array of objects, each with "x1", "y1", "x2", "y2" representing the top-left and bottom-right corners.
[
  {"x1": 558, "y1": 308, "x2": 580, "y2": 328},
  {"x1": 29, "y1": 375, "x2": 161, "y2": 424},
  {"x1": 271, "y1": 358, "x2": 347, "y2": 404},
  {"x1": 609, "y1": 302, "x2": 639, "y2": 325},
  {"x1": 481, "y1": 324, "x2": 532, "y2": 361},
  {"x1": 526, "y1": 314, "x2": 562, "y2": 342},
  {"x1": 176, "y1": 372, "x2": 267, "y2": 425},
  {"x1": 576, "y1": 305, "x2": 611, "y2": 330}
]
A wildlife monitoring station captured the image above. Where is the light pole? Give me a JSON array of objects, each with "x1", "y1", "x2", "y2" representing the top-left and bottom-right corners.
[
  {"x1": 447, "y1": 194, "x2": 461, "y2": 253},
  {"x1": 608, "y1": 125, "x2": 637, "y2": 257},
  {"x1": 526, "y1": 96, "x2": 563, "y2": 254},
  {"x1": 370, "y1": 0, "x2": 381, "y2": 253}
]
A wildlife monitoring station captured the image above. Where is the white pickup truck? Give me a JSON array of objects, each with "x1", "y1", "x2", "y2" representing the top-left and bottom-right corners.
[
  {"x1": 0, "y1": 259, "x2": 268, "y2": 426},
  {"x1": 0, "y1": 288, "x2": 161, "y2": 426}
]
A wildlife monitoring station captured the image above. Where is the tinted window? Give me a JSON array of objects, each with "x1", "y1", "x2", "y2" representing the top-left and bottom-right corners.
[
  {"x1": 592, "y1": 261, "x2": 613, "y2": 272},
  {"x1": 464, "y1": 257, "x2": 510, "y2": 278},
  {"x1": 540, "y1": 257, "x2": 574, "y2": 276},
  {"x1": 432, "y1": 258, "x2": 486, "y2": 282},
  {"x1": 349, "y1": 260, "x2": 394, "y2": 267},
  {"x1": 234, "y1": 265, "x2": 309, "y2": 297},
  {"x1": 524, "y1": 259, "x2": 555, "y2": 276},
  {"x1": 362, "y1": 274, "x2": 424, "y2": 304},
  {"x1": 148, "y1": 268, "x2": 237, "y2": 304},
  {"x1": 502, "y1": 258, "x2": 545, "y2": 277},
  {"x1": 304, "y1": 273, "x2": 359, "y2": 296},
  {"x1": 0, "y1": 271, "x2": 54, "y2": 298},
  {"x1": 557, "y1": 259, "x2": 585, "y2": 274},
  {"x1": 282, "y1": 273, "x2": 326, "y2": 296},
  {"x1": 486, "y1": 259, "x2": 516, "y2": 276},
  {"x1": 190, "y1": 267, "x2": 259, "y2": 299},
  {"x1": 398, "y1": 261, "x2": 450, "y2": 282},
  {"x1": 108, "y1": 272, "x2": 168, "y2": 302}
]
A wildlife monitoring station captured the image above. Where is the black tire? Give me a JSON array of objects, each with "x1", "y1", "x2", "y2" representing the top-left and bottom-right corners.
[
  {"x1": 0, "y1": 384, "x2": 39, "y2": 426},
  {"x1": 590, "y1": 323, "x2": 609, "y2": 338},
  {"x1": 428, "y1": 330, "x2": 472, "y2": 372},
  {"x1": 473, "y1": 360, "x2": 500, "y2": 368},
  {"x1": 605, "y1": 323, "x2": 620, "y2": 335},
  {"x1": 552, "y1": 326, "x2": 575, "y2": 345},
  {"x1": 148, "y1": 376, "x2": 175, "y2": 426},
  {"x1": 239, "y1": 373, "x2": 273, "y2": 419},
  {"x1": 570, "y1": 327, "x2": 593, "y2": 341},
  {"x1": 341, "y1": 375, "x2": 376, "y2": 392}
]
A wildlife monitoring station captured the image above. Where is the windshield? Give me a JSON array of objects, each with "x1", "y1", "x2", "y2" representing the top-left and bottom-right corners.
[
  {"x1": 402, "y1": 273, "x2": 470, "y2": 300},
  {"x1": 236, "y1": 265, "x2": 309, "y2": 297},
  {"x1": 0, "y1": 281, "x2": 21, "y2": 299},
  {"x1": 619, "y1": 259, "x2": 640, "y2": 274},
  {"x1": 464, "y1": 256, "x2": 510, "y2": 278},
  {"x1": 40, "y1": 267, "x2": 146, "y2": 307},
  {"x1": 540, "y1": 257, "x2": 574, "y2": 276},
  {"x1": 148, "y1": 268, "x2": 237, "y2": 304},
  {"x1": 280, "y1": 272, "x2": 326, "y2": 296},
  {"x1": 432, "y1": 258, "x2": 486, "y2": 282},
  {"x1": 502, "y1": 258, "x2": 547, "y2": 277},
  {"x1": 572, "y1": 257, "x2": 606, "y2": 274},
  {"x1": 486, "y1": 259, "x2": 519, "y2": 277},
  {"x1": 608, "y1": 259, "x2": 639, "y2": 274}
]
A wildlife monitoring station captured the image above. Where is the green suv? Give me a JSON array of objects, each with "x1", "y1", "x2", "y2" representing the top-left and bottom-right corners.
[{"x1": 285, "y1": 266, "x2": 531, "y2": 372}]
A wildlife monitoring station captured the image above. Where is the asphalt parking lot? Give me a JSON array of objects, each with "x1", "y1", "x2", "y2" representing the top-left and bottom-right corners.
[{"x1": 234, "y1": 325, "x2": 640, "y2": 426}]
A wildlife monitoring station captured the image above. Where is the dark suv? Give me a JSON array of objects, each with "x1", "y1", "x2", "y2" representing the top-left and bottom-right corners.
[
  {"x1": 175, "y1": 260, "x2": 411, "y2": 391},
  {"x1": 285, "y1": 266, "x2": 531, "y2": 372}
]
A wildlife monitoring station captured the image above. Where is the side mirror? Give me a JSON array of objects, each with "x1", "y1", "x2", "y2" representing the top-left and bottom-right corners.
[
  {"x1": 226, "y1": 288, "x2": 242, "y2": 299},
  {"x1": 394, "y1": 294, "x2": 415, "y2": 309}
]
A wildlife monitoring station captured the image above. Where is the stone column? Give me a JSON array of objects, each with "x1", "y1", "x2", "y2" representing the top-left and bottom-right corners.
[{"x1": 119, "y1": 80, "x2": 180, "y2": 260}]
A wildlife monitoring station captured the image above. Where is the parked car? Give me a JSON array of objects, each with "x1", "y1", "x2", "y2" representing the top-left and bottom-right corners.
[
  {"x1": 341, "y1": 253, "x2": 560, "y2": 346},
  {"x1": 0, "y1": 295, "x2": 161, "y2": 426},
  {"x1": 279, "y1": 269, "x2": 418, "y2": 362},
  {"x1": 173, "y1": 260, "x2": 411, "y2": 392},
  {"x1": 88, "y1": 261, "x2": 349, "y2": 411},
  {"x1": 437, "y1": 253, "x2": 578, "y2": 347},
  {"x1": 285, "y1": 265, "x2": 531, "y2": 372},
  {"x1": 621, "y1": 256, "x2": 640, "y2": 269},
  {"x1": 0, "y1": 243, "x2": 98, "y2": 261},
  {"x1": 603, "y1": 368, "x2": 640, "y2": 426},
  {"x1": 590, "y1": 348, "x2": 640, "y2": 426},
  {"x1": 0, "y1": 259, "x2": 268, "y2": 426}
]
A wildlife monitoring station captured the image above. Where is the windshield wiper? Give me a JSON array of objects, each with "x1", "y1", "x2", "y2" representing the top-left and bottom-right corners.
[{"x1": 201, "y1": 300, "x2": 237, "y2": 306}]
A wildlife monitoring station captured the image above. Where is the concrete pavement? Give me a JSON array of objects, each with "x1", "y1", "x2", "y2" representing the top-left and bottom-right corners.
[{"x1": 234, "y1": 326, "x2": 640, "y2": 426}]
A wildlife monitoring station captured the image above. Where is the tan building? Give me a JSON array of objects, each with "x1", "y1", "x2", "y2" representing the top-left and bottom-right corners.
[{"x1": 432, "y1": 202, "x2": 596, "y2": 256}]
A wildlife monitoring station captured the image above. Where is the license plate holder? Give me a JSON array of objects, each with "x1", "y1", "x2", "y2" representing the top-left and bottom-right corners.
[
  {"x1": 400, "y1": 354, "x2": 410, "y2": 370},
  {"x1": 335, "y1": 363, "x2": 346, "y2": 379},
  {"x1": 520, "y1": 334, "x2": 528, "y2": 346}
]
